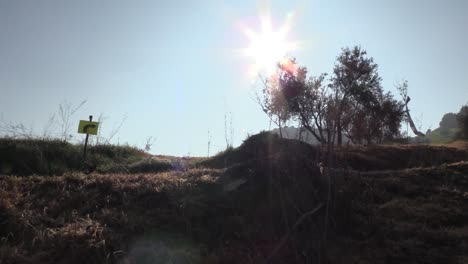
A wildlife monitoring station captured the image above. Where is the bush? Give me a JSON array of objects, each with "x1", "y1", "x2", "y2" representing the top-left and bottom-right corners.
[
  {"x1": 0, "y1": 138, "x2": 81, "y2": 175},
  {"x1": 0, "y1": 138, "x2": 147, "y2": 176},
  {"x1": 127, "y1": 158, "x2": 173, "y2": 174}
]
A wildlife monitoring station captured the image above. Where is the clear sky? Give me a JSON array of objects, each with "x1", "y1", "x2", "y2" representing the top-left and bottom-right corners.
[{"x1": 1, "y1": 0, "x2": 467, "y2": 156}]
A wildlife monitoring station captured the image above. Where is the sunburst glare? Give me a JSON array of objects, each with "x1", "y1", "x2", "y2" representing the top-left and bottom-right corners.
[{"x1": 241, "y1": 12, "x2": 298, "y2": 76}]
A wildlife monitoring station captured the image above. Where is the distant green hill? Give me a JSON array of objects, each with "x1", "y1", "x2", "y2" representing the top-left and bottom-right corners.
[
  {"x1": 425, "y1": 127, "x2": 461, "y2": 144},
  {"x1": 411, "y1": 109, "x2": 465, "y2": 144}
]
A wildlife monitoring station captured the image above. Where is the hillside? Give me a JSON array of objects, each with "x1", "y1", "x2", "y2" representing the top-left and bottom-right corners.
[
  {"x1": 1, "y1": 133, "x2": 467, "y2": 263},
  {"x1": 0, "y1": 138, "x2": 175, "y2": 176},
  {"x1": 425, "y1": 127, "x2": 461, "y2": 144}
]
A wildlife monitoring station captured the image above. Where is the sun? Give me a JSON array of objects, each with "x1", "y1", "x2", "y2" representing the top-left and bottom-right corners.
[{"x1": 242, "y1": 13, "x2": 297, "y2": 75}]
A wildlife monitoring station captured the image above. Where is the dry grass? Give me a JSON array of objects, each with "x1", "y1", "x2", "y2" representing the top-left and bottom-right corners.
[
  {"x1": 329, "y1": 161, "x2": 468, "y2": 264},
  {"x1": 0, "y1": 169, "x2": 223, "y2": 264},
  {"x1": 0, "y1": 138, "x2": 152, "y2": 176}
]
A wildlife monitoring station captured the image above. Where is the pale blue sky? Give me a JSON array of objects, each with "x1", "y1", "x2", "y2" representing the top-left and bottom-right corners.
[{"x1": 1, "y1": 0, "x2": 467, "y2": 156}]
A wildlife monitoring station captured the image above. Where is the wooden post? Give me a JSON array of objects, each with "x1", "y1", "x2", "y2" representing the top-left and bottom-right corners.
[{"x1": 83, "y1": 115, "x2": 93, "y2": 161}]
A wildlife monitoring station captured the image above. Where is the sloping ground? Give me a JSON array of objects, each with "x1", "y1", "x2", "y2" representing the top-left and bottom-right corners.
[
  {"x1": 0, "y1": 138, "x2": 153, "y2": 176},
  {"x1": 335, "y1": 143, "x2": 468, "y2": 171},
  {"x1": 199, "y1": 131, "x2": 321, "y2": 169},
  {"x1": 0, "y1": 169, "x2": 224, "y2": 264},
  {"x1": 201, "y1": 132, "x2": 468, "y2": 171},
  {"x1": 425, "y1": 127, "x2": 461, "y2": 144},
  {"x1": 1, "y1": 133, "x2": 467, "y2": 263},
  {"x1": 329, "y1": 161, "x2": 468, "y2": 264}
]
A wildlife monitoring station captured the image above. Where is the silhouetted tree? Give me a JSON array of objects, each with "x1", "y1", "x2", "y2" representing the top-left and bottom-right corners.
[
  {"x1": 330, "y1": 46, "x2": 383, "y2": 145},
  {"x1": 380, "y1": 93, "x2": 405, "y2": 142},
  {"x1": 343, "y1": 91, "x2": 404, "y2": 144},
  {"x1": 256, "y1": 68, "x2": 295, "y2": 137},
  {"x1": 456, "y1": 104, "x2": 468, "y2": 140},
  {"x1": 265, "y1": 58, "x2": 331, "y2": 143},
  {"x1": 439, "y1": 113, "x2": 458, "y2": 136},
  {"x1": 258, "y1": 48, "x2": 405, "y2": 145},
  {"x1": 440, "y1": 113, "x2": 458, "y2": 129}
]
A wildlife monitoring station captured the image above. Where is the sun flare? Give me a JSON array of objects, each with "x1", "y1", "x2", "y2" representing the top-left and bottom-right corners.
[{"x1": 242, "y1": 13, "x2": 297, "y2": 75}]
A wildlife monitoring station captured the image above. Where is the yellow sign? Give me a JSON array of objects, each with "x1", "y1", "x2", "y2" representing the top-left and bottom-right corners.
[{"x1": 78, "y1": 120, "x2": 99, "y2": 135}]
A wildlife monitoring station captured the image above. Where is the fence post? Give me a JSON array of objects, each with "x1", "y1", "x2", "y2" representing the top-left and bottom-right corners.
[{"x1": 83, "y1": 115, "x2": 93, "y2": 161}]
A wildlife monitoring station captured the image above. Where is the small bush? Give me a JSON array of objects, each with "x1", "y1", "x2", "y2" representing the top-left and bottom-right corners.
[{"x1": 127, "y1": 158, "x2": 173, "y2": 174}]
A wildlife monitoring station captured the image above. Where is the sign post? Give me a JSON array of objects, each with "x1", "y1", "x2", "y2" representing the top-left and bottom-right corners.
[{"x1": 78, "y1": 115, "x2": 99, "y2": 162}]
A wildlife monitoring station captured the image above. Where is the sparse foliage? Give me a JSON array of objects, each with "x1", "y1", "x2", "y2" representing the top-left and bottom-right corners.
[
  {"x1": 258, "y1": 58, "x2": 331, "y2": 143},
  {"x1": 58, "y1": 100, "x2": 87, "y2": 141},
  {"x1": 257, "y1": 47, "x2": 405, "y2": 145},
  {"x1": 0, "y1": 120, "x2": 34, "y2": 139},
  {"x1": 256, "y1": 72, "x2": 293, "y2": 137}
]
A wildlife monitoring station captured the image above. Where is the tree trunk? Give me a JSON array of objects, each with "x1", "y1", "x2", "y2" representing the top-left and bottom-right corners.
[
  {"x1": 335, "y1": 90, "x2": 351, "y2": 146},
  {"x1": 278, "y1": 118, "x2": 283, "y2": 138},
  {"x1": 337, "y1": 121, "x2": 342, "y2": 146},
  {"x1": 298, "y1": 112, "x2": 324, "y2": 143}
]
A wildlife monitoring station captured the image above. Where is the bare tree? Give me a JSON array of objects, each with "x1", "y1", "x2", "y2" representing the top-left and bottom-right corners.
[
  {"x1": 207, "y1": 130, "x2": 212, "y2": 157},
  {"x1": 58, "y1": 100, "x2": 87, "y2": 142},
  {"x1": 86, "y1": 113, "x2": 128, "y2": 145},
  {"x1": 144, "y1": 136, "x2": 156, "y2": 152},
  {"x1": 397, "y1": 80, "x2": 425, "y2": 137},
  {"x1": 42, "y1": 113, "x2": 59, "y2": 139},
  {"x1": 254, "y1": 74, "x2": 292, "y2": 138},
  {"x1": 224, "y1": 111, "x2": 234, "y2": 148},
  {"x1": 0, "y1": 120, "x2": 34, "y2": 139}
]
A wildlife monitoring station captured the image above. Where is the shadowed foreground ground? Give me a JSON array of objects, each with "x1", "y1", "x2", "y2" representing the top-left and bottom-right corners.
[{"x1": 1, "y1": 134, "x2": 467, "y2": 263}]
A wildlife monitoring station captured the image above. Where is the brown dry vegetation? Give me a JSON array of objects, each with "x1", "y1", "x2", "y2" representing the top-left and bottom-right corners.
[
  {"x1": 329, "y1": 161, "x2": 468, "y2": 263},
  {"x1": 0, "y1": 169, "x2": 222, "y2": 264},
  {"x1": 1, "y1": 133, "x2": 467, "y2": 263}
]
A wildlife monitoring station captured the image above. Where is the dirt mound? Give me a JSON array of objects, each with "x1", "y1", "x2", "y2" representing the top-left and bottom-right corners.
[
  {"x1": 201, "y1": 132, "x2": 468, "y2": 172},
  {"x1": 200, "y1": 131, "x2": 321, "y2": 169}
]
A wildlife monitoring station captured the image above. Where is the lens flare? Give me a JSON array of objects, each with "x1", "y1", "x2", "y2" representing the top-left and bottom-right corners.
[{"x1": 241, "y1": 12, "x2": 298, "y2": 75}]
